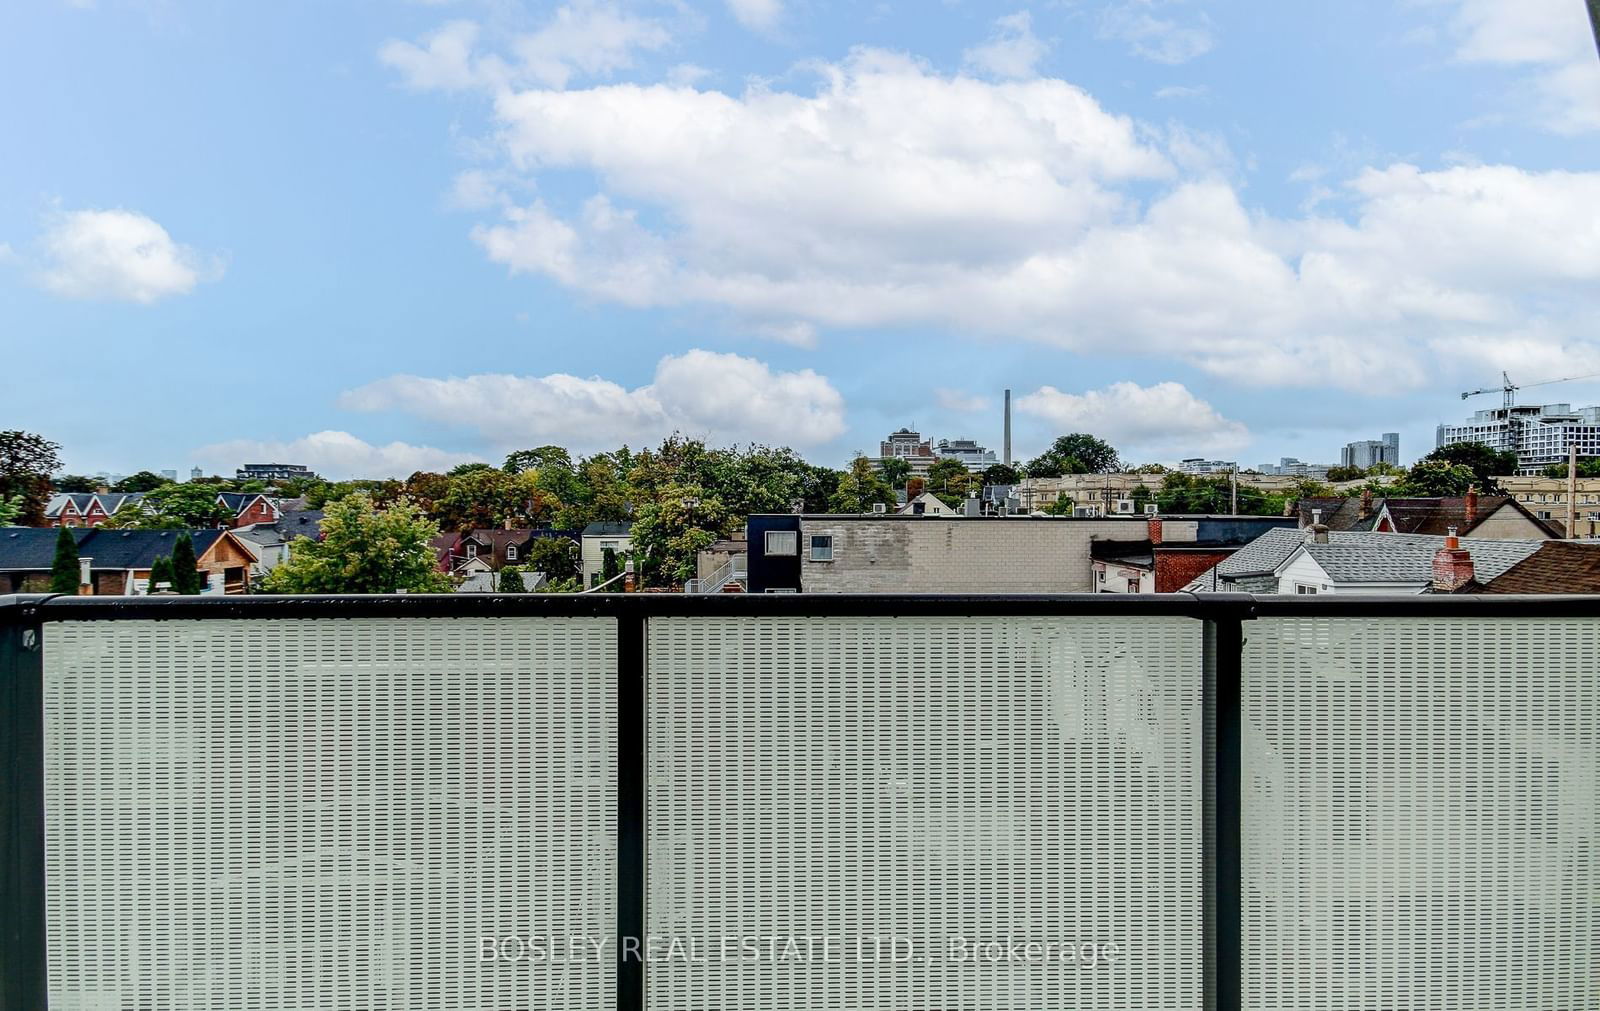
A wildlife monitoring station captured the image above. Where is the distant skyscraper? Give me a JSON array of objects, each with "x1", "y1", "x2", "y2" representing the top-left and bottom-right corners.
[{"x1": 1340, "y1": 433, "x2": 1401, "y2": 470}]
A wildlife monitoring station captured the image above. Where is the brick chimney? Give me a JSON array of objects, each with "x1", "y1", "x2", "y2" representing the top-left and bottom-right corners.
[
  {"x1": 1147, "y1": 515, "x2": 1163, "y2": 545},
  {"x1": 1359, "y1": 487, "x2": 1373, "y2": 520},
  {"x1": 623, "y1": 558, "x2": 635, "y2": 593},
  {"x1": 1464, "y1": 486, "x2": 1478, "y2": 529},
  {"x1": 1432, "y1": 526, "x2": 1475, "y2": 592}
]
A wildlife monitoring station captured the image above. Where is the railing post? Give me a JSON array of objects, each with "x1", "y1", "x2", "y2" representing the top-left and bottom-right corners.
[
  {"x1": 1203, "y1": 602, "x2": 1247, "y2": 1011},
  {"x1": 0, "y1": 607, "x2": 48, "y2": 1011},
  {"x1": 617, "y1": 609, "x2": 646, "y2": 1011}
]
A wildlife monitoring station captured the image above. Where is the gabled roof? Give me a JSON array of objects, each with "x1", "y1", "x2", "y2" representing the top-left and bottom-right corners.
[
  {"x1": 1215, "y1": 526, "x2": 1309, "y2": 577},
  {"x1": 582, "y1": 522, "x2": 633, "y2": 537},
  {"x1": 216, "y1": 492, "x2": 275, "y2": 514},
  {"x1": 1297, "y1": 497, "x2": 1375, "y2": 531},
  {"x1": 1474, "y1": 540, "x2": 1600, "y2": 594},
  {"x1": 0, "y1": 528, "x2": 226, "y2": 571},
  {"x1": 44, "y1": 492, "x2": 145, "y2": 517},
  {"x1": 1281, "y1": 532, "x2": 1542, "y2": 586},
  {"x1": 1301, "y1": 494, "x2": 1563, "y2": 539},
  {"x1": 0, "y1": 528, "x2": 92, "y2": 569}
]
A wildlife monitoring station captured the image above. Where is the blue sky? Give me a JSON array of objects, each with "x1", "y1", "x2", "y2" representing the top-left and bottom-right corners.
[{"x1": 3, "y1": 0, "x2": 1598, "y2": 477}]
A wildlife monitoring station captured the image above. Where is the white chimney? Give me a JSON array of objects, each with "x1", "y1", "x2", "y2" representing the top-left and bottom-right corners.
[{"x1": 78, "y1": 556, "x2": 93, "y2": 594}]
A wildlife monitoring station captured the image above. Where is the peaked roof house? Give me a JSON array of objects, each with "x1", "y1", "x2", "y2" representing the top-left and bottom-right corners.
[
  {"x1": 581, "y1": 522, "x2": 633, "y2": 588},
  {"x1": 232, "y1": 509, "x2": 324, "y2": 574},
  {"x1": 43, "y1": 492, "x2": 146, "y2": 528},
  {"x1": 0, "y1": 527, "x2": 259, "y2": 595},
  {"x1": 1462, "y1": 540, "x2": 1600, "y2": 593},
  {"x1": 216, "y1": 492, "x2": 281, "y2": 529},
  {"x1": 1272, "y1": 530, "x2": 1541, "y2": 595},
  {"x1": 1298, "y1": 489, "x2": 1560, "y2": 539}
]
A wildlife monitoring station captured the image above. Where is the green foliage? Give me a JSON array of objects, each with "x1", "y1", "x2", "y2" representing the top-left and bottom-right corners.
[
  {"x1": 113, "y1": 471, "x2": 168, "y2": 492},
  {"x1": 1397, "y1": 460, "x2": 1477, "y2": 497},
  {"x1": 304, "y1": 479, "x2": 403, "y2": 509},
  {"x1": 601, "y1": 546, "x2": 622, "y2": 585},
  {"x1": 448, "y1": 462, "x2": 495, "y2": 477},
  {"x1": 147, "y1": 556, "x2": 175, "y2": 594},
  {"x1": 1542, "y1": 456, "x2": 1600, "y2": 479},
  {"x1": 0, "y1": 430, "x2": 63, "y2": 525},
  {"x1": 261, "y1": 494, "x2": 454, "y2": 594},
  {"x1": 106, "y1": 482, "x2": 231, "y2": 529},
  {"x1": 1423, "y1": 443, "x2": 1517, "y2": 491},
  {"x1": 0, "y1": 494, "x2": 21, "y2": 526},
  {"x1": 497, "y1": 565, "x2": 527, "y2": 593},
  {"x1": 1156, "y1": 472, "x2": 1284, "y2": 516},
  {"x1": 431, "y1": 468, "x2": 555, "y2": 533},
  {"x1": 169, "y1": 534, "x2": 201, "y2": 594},
  {"x1": 1324, "y1": 465, "x2": 1366, "y2": 483},
  {"x1": 1024, "y1": 433, "x2": 1120, "y2": 478},
  {"x1": 1126, "y1": 462, "x2": 1168, "y2": 475},
  {"x1": 504, "y1": 446, "x2": 574, "y2": 476},
  {"x1": 877, "y1": 456, "x2": 912, "y2": 489},
  {"x1": 828, "y1": 455, "x2": 896, "y2": 514},
  {"x1": 53, "y1": 475, "x2": 99, "y2": 493},
  {"x1": 524, "y1": 535, "x2": 579, "y2": 583},
  {"x1": 925, "y1": 457, "x2": 975, "y2": 507},
  {"x1": 980, "y1": 463, "x2": 1021, "y2": 486},
  {"x1": 49, "y1": 525, "x2": 80, "y2": 594},
  {"x1": 629, "y1": 482, "x2": 726, "y2": 587}
]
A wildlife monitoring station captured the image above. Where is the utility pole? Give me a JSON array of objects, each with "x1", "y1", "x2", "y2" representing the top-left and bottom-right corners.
[
  {"x1": 1567, "y1": 443, "x2": 1579, "y2": 540},
  {"x1": 1230, "y1": 466, "x2": 1238, "y2": 515}
]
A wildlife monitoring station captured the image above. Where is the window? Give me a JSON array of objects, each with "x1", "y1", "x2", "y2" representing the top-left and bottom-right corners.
[
  {"x1": 765, "y1": 530, "x2": 798, "y2": 556},
  {"x1": 1126, "y1": 579, "x2": 1140, "y2": 593},
  {"x1": 765, "y1": 587, "x2": 798, "y2": 594},
  {"x1": 1537, "y1": 510, "x2": 1553, "y2": 520},
  {"x1": 1097, "y1": 568, "x2": 1106, "y2": 583},
  {"x1": 1296, "y1": 584, "x2": 1319, "y2": 595},
  {"x1": 465, "y1": 543, "x2": 477, "y2": 558},
  {"x1": 505, "y1": 545, "x2": 517, "y2": 561},
  {"x1": 809, "y1": 535, "x2": 834, "y2": 561}
]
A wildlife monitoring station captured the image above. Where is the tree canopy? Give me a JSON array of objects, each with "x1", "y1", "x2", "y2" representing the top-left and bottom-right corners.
[
  {"x1": 262, "y1": 494, "x2": 453, "y2": 594},
  {"x1": 106, "y1": 482, "x2": 231, "y2": 529},
  {"x1": 1024, "y1": 434, "x2": 1121, "y2": 478},
  {"x1": 1422, "y1": 442, "x2": 1517, "y2": 491},
  {"x1": 49, "y1": 525, "x2": 80, "y2": 594},
  {"x1": 0, "y1": 430, "x2": 62, "y2": 525}
]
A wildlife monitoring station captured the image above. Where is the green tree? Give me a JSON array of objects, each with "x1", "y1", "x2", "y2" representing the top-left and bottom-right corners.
[
  {"x1": 0, "y1": 430, "x2": 63, "y2": 525},
  {"x1": 433, "y1": 468, "x2": 556, "y2": 533},
  {"x1": 106, "y1": 482, "x2": 232, "y2": 529},
  {"x1": 1325, "y1": 465, "x2": 1366, "y2": 483},
  {"x1": 629, "y1": 483, "x2": 727, "y2": 587},
  {"x1": 1423, "y1": 442, "x2": 1517, "y2": 491},
  {"x1": 497, "y1": 565, "x2": 527, "y2": 593},
  {"x1": 262, "y1": 494, "x2": 454, "y2": 594},
  {"x1": 524, "y1": 535, "x2": 579, "y2": 583},
  {"x1": 448, "y1": 462, "x2": 496, "y2": 477},
  {"x1": 600, "y1": 546, "x2": 622, "y2": 590},
  {"x1": 828, "y1": 455, "x2": 896, "y2": 513},
  {"x1": 113, "y1": 471, "x2": 168, "y2": 492},
  {"x1": 1398, "y1": 460, "x2": 1477, "y2": 497},
  {"x1": 980, "y1": 463, "x2": 1021, "y2": 486},
  {"x1": 0, "y1": 495, "x2": 21, "y2": 526},
  {"x1": 53, "y1": 474, "x2": 99, "y2": 493},
  {"x1": 49, "y1": 525, "x2": 80, "y2": 593},
  {"x1": 146, "y1": 555, "x2": 175, "y2": 594},
  {"x1": 169, "y1": 533, "x2": 202, "y2": 594},
  {"x1": 504, "y1": 445, "x2": 574, "y2": 476},
  {"x1": 878, "y1": 456, "x2": 912, "y2": 490},
  {"x1": 1024, "y1": 434, "x2": 1121, "y2": 478},
  {"x1": 1543, "y1": 456, "x2": 1600, "y2": 479}
]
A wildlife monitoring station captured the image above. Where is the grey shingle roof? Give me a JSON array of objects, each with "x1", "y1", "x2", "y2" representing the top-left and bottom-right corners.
[
  {"x1": 1216, "y1": 526, "x2": 1308, "y2": 577},
  {"x1": 1297, "y1": 533, "x2": 1542, "y2": 585},
  {"x1": 0, "y1": 528, "x2": 223, "y2": 571},
  {"x1": 582, "y1": 522, "x2": 632, "y2": 537}
]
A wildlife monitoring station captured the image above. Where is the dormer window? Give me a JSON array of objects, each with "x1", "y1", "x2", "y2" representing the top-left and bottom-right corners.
[{"x1": 506, "y1": 545, "x2": 518, "y2": 561}]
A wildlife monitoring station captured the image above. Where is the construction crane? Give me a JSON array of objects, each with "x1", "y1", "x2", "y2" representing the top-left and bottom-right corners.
[{"x1": 1461, "y1": 369, "x2": 1600, "y2": 410}]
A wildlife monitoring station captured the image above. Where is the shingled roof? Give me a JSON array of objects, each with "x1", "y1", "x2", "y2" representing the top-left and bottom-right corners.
[
  {"x1": 1473, "y1": 541, "x2": 1600, "y2": 594},
  {"x1": 1293, "y1": 532, "x2": 1541, "y2": 586},
  {"x1": 0, "y1": 528, "x2": 225, "y2": 571}
]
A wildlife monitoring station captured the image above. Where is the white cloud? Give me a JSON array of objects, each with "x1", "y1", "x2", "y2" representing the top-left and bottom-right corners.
[
  {"x1": 380, "y1": 2, "x2": 672, "y2": 92},
  {"x1": 1443, "y1": 0, "x2": 1600, "y2": 134},
  {"x1": 1017, "y1": 381, "x2": 1248, "y2": 455},
  {"x1": 936, "y1": 388, "x2": 991, "y2": 413},
  {"x1": 725, "y1": 0, "x2": 783, "y2": 34},
  {"x1": 193, "y1": 431, "x2": 476, "y2": 480},
  {"x1": 36, "y1": 208, "x2": 219, "y2": 303},
  {"x1": 339, "y1": 349, "x2": 847, "y2": 452},
  {"x1": 412, "y1": 39, "x2": 1600, "y2": 394},
  {"x1": 962, "y1": 11, "x2": 1049, "y2": 80},
  {"x1": 1099, "y1": 1, "x2": 1214, "y2": 65}
]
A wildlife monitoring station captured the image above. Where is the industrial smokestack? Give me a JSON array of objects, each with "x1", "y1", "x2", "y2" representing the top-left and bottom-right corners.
[{"x1": 1003, "y1": 389, "x2": 1012, "y2": 466}]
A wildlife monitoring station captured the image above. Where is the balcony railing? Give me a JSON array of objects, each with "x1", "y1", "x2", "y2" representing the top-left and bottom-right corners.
[{"x1": 1, "y1": 591, "x2": 1595, "y2": 1011}]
